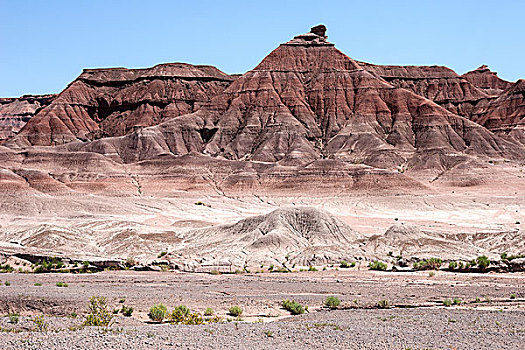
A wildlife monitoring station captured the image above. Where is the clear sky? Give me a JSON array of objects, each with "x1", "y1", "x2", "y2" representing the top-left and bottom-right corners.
[{"x1": 1, "y1": 0, "x2": 523, "y2": 97}]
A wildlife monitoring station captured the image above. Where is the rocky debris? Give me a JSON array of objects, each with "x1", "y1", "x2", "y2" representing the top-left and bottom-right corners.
[
  {"x1": 0, "y1": 94, "x2": 55, "y2": 142},
  {"x1": 462, "y1": 65, "x2": 513, "y2": 96},
  {"x1": 8, "y1": 63, "x2": 233, "y2": 146}
]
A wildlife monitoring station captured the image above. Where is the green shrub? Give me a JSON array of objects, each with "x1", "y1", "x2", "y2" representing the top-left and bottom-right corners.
[
  {"x1": 148, "y1": 303, "x2": 167, "y2": 322},
  {"x1": 368, "y1": 261, "x2": 387, "y2": 271},
  {"x1": 206, "y1": 315, "x2": 223, "y2": 323},
  {"x1": 501, "y1": 253, "x2": 525, "y2": 261},
  {"x1": 510, "y1": 293, "x2": 517, "y2": 300},
  {"x1": 476, "y1": 256, "x2": 490, "y2": 270},
  {"x1": 0, "y1": 264, "x2": 14, "y2": 273},
  {"x1": 210, "y1": 270, "x2": 221, "y2": 275},
  {"x1": 121, "y1": 306, "x2": 133, "y2": 317},
  {"x1": 32, "y1": 258, "x2": 65, "y2": 273},
  {"x1": 453, "y1": 297, "x2": 462, "y2": 305},
  {"x1": 56, "y1": 282, "x2": 68, "y2": 287},
  {"x1": 8, "y1": 313, "x2": 19, "y2": 324},
  {"x1": 377, "y1": 300, "x2": 391, "y2": 309},
  {"x1": 324, "y1": 296, "x2": 341, "y2": 309},
  {"x1": 340, "y1": 260, "x2": 355, "y2": 268},
  {"x1": 204, "y1": 307, "x2": 214, "y2": 316},
  {"x1": 4, "y1": 281, "x2": 11, "y2": 286},
  {"x1": 443, "y1": 299, "x2": 452, "y2": 307},
  {"x1": 228, "y1": 306, "x2": 243, "y2": 317},
  {"x1": 448, "y1": 261, "x2": 457, "y2": 269},
  {"x1": 282, "y1": 299, "x2": 305, "y2": 315},
  {"x1": 34, "y1": 282, "x2": 42, "y2": 286},
  {"x1": 84, "y1": 296, "x2": 114, "y2": 327},
  {"x1": 158, "y1": 251, "x2": 167, "y2": 258},
  {"x1": 168, "y1": 307, "x2": 204, "y2": 325},
  {"x1": 413, "y1": 258, "x2": 442, "y2": 270},
  {"x1": 182, "y1": 312, "x2": 204, "y2": 325},
  {"x1": 168, "y1": 305, "x2": 191, "y2": 323},
  {"x1": 31, "y1": 315, "x2": 48, "y2": 332}
]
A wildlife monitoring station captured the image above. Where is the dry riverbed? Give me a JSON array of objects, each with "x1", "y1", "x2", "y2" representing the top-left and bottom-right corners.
[{"x1": 1, "y1": 270, "x2": 524, "y2": 349}]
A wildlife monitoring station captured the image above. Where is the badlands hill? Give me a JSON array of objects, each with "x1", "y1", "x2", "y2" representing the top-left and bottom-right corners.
[
  {"x1": 0, "y1": 94, "x2": 55, "y2": 142},
  {"x1": 0, "y1": 25, "x2": 523, "y2": 268}
]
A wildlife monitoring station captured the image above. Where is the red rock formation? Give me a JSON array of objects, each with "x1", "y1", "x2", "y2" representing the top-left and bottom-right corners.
[
  {"x1": 462, "y1": 65, "x2": 513, "y2": 96},
  {"x1": 361, "y1": 64, "x2": 523, "y2": 145},
  {"x1": 0, "y1": 94, "x2": 55, "y2": 143},
  {"x1": 469, "y1": 79, "x2": 525, "y2": 144},
  {"x1": 359, "y1": 62, "x2": 490, "y2": 119},
  {"x1": 71, "y1": 27, "x2": 524, "y2": 170},
  {"x1": 10, "y1": 63, "x2": 233, "y2": 146}
]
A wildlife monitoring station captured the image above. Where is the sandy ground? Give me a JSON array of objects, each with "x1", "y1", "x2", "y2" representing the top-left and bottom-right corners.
[{"x1": 1, "y1": 270, "x2": 524, "y2": 349}]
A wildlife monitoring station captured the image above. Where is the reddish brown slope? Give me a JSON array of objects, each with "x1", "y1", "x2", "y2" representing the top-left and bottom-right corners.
[
  {"x1": 462, "y1": 65, "x2": 513, "y2": 96},
  {"x1": 359, "y1": 62, "x2": 490, "y2": 119},
  {"x1": 469, "y1": 79, "x2": 525, "y2": 144},
  {"x1": 10, "y1": 63, "x2": 233, "y2": 146},
  {"x1": 74, "y1": 26, "x2": 524, "y2": 169},
  {"x1": 0, "y1": 94, "x2": 55, "y2": 143}
]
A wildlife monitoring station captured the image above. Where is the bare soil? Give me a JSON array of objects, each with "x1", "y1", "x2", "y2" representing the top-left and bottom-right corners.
[{"x1": 1, "y1": 270, "x2": 524, "y2": 349}]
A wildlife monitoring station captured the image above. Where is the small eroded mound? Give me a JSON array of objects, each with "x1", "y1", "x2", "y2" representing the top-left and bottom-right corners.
[{"x1": 170, "y1": 207, "x2": 365, "y2": 271}]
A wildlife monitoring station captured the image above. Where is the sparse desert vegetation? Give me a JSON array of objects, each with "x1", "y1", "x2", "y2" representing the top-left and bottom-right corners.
[
  {"x1": 282, "y1": 300, "x2": 306, "y2": 315},
  {"x1": 84, "y1": 296, "x2": 114, "y2": 327},
  {"x1": 148, "y1": 303, "x2": 167, "y2": 322},
  {"x1": 0, "y1": 269, "x2": 523, "y2": 348},
  {"x1": 228, "y1": 306, "x2": 243, "y2": 317},
  {"x1": 324, "y1": 296, "x2": 341, "y2": 309},
  {"x1": 368, "y1": 261, "x2": 387, "y2": 271}
]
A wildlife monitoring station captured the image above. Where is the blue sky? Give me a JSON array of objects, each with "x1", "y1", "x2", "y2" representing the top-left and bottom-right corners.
[{"x1": 1, "y1": 0, "x2": 523, "y2": 97}]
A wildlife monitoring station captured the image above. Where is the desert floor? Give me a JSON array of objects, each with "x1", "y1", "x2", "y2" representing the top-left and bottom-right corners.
[{"x1": 1, "y1": 270, "x2": 524, "y2": 349}]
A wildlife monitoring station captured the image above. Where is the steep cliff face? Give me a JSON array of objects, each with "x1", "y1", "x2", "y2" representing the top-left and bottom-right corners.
[
  {"x1": 469, "y1": 79, "x2": 525, "y2": 145},
  {"x1": 0, "y1": 94, "x2": 55, "y2": 143},
  {"x1": 360, "y1": 63, "x2": 523, "y2": 146},
  {"x1": 359, "y1": 62, "x2": 491, "y2": 119},
  {"x1": 70, "y1": 26, "x2": 524, "y2": 169},
  {"x1": 462, "y1": 65, "x2": 513, "y2": 96},
  {"x1": 10, "y1": 63, "x2": 233, "y2": 146}
]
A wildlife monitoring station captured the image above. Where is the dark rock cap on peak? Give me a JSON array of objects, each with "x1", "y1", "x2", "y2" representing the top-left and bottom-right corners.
[
  {"x1": 284, "y1": 24, "x2": 334, "y2": 46},
  {"x1": 310, "y1": 24, "x2": 327, "y2": 38}
]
